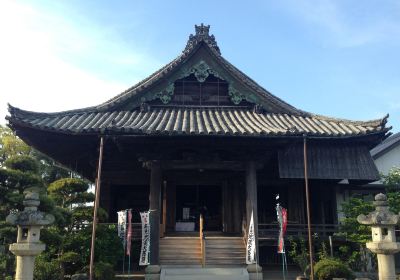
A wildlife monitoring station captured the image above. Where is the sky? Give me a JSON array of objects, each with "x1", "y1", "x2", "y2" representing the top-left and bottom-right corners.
[{"x1": 1, "y1": 0, "x2": 399, "y2": 132}]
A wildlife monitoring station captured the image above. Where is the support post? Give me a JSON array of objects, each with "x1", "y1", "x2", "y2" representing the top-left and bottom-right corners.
[
  {"x1": 146, "y1": 161, "x2": 162, "y2": 280},
  {"x1": 246, "y1": 161, "x2": 262, "y2": 280},
  {"x1": 303, "y1": 136, "x2": 314, "y2": 280},
  {"x1": 89, "y1": 136, "x2": 104, "y2": 280}
]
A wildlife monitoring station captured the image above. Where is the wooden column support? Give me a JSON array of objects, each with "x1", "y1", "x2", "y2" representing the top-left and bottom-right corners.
[
  {"x1": 245, "y1": 161, "x2": 259, "y2": 263},
  {"x1": 149, "y1": 161, "x2": 162, "y2": 265}
]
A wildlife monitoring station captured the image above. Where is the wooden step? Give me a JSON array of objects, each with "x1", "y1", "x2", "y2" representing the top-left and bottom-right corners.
[
  {"x1": 204, "y1": 237, "x2": 246, "y2": 265},
  {"x1": 160, "y1": 236, "x2": 246, "y2": 266},
  {"x1": 160, "y1": 237, "x2": 202, "y2": 265}
]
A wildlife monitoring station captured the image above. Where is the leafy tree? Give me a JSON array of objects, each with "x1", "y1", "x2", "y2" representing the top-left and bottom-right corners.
[
  {"x1": 382, "y1": 167, "x2": 400, "y2": 213},
  {"x1": 337, "y1": 197, "x2": 374, "y2": 244},
  {"x1": 335, "y1": 168, "x2": 400, "y2": 271},
  {"x1": 0, "y1": 126, "x2": 123, "y2": 278},
  {"x1": 0, "y1": 154, "x2": 48, "y2": 278},
  {"x1": 335, "y1": 196, "x2": 374, "y2": 271},
  {"x1": 0, "y1": 126, "x2": 63, "y2": 278},
  {"x1": 44, "y1": 178, "x2": 120, "y2": 277},
  {"x1": 0, "y1": 126, "x2": 31, "y2": 165}
]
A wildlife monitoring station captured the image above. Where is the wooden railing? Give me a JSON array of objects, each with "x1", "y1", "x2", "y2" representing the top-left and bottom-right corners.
[
  {"x1": 258, "y1": 223, "x2": 340, "y2": 239},
  {"x1": 98, "y1": 223, "x2": 142, "y2": 240},
  {"x1": 199, "y1": 214, "x2": 205, "y2": 267}
]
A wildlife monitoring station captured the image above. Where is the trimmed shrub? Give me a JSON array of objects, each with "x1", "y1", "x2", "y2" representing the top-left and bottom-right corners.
[
  {"x1": 34, "y1": 256, "x2": 63, "y2": 280},
  {"x1": 314, "y1": 258, "x2": 354, "y2": 280},
  {"x1": 5, "y1": 155, "x2": 39, "y2": 173},
  {"x1": 94, "y1": 262, "x2": 115, "y2": 280},
  {"x1": 71, "y1": 274, "x2": 88, "y2": 280}
]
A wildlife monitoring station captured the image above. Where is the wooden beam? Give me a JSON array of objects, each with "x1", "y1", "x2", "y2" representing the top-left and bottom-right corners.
[
  {"x1": 149, "y1": 161, "x2": 162, "y2": 265},
  {"x1": 160, "y1": 160, "x2": 263, "y2": 171}
]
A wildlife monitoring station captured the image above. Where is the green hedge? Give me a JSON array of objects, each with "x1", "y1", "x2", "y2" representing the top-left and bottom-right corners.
[{"x1": 314, "y1": 258, "x2": 354, "y2": 280}]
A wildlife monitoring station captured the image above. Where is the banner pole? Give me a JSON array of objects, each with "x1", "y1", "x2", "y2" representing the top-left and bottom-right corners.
[
  {"x1": 122, "y1": 243, "x2": 125, "y2": 274},
  {"x1": 123, "y1": 209, "x2": 127, "y2": 274},
  {"x1": 89, "y1": 136, "x2": 105, "y2": 280},
  {"x1": 128, "y1": 254, "x2": 131, "y2": 274},
  {"x1": 303, "y1": 135, "x2": 314, "y2": 280},
  {"x1": 127, "y1": 209, "x2": 132, "y2": 275}
]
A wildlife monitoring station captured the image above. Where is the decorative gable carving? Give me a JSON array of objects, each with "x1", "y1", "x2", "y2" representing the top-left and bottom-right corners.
[
  {"x1": 147, "y1": 61, "x2": 253, "y2": 107},
  {"x1": 185, "y1": 24, "x2": 220, "y2": 54}
]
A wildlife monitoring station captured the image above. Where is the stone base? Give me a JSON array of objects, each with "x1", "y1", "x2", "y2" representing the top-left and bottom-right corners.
[
  {"x1": 9, "y1": 242, "x2": 45, "y2": 256},
  {"x1": 247, "y1": 264, "x2": 263, "y2": 280},
  {"x1": 145, "y1": 265, "x2": 161, "y2": 280},
  {"x1": 366, "y1": 242, "x2": 400, "y2": 255}
]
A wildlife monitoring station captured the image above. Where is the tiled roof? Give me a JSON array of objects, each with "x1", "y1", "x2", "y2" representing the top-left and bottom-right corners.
[
  {"x1": 370, "y1": 132, "x2": 400, "y2": 159},
  {"x1": 8, "y1": 106, "x2": 388, "y2": 137},
  {"x1": 279, "y1": 144, "x2": 380, "y2": 180},
  {"x1": 6, "y1": 25, "x2": 391, "y2": 140},
  {"x1": 98, "y1": 28, "x2": 302, "y2": 115},
  {"x1": 12, "y1": 25, "x2": 301, "y2": 116}
]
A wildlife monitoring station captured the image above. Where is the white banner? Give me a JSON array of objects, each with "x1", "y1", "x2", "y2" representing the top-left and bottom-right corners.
[
  {"x1": 117, "y1": 210, "x2": 127, "y2": 246},
  {"x1": 139, "y1": 211, "x2": 151, "y2": 266},
  {"x1": 246, "y1": 210, "x2": 256, "y2": 264}
]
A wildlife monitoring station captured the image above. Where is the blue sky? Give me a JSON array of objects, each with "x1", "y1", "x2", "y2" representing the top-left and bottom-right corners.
[{"x1": 1, "y1": 0, "x2": 399, "y2": 132}]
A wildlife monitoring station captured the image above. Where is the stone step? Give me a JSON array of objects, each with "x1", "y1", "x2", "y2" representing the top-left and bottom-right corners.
[{"x1": 160, "y1": 268, "x2": 249, "y2": 280}]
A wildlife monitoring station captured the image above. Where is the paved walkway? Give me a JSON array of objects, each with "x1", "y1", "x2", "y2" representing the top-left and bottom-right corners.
[{"x1": 115, "y1": 265, "x2": 302, "y2": 280}]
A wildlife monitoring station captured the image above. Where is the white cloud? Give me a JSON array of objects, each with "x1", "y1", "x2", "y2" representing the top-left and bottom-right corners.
[
  {"x1": 276, "y1": 0, "x2": 400, "y2": 47},
  {"x1": 0, "y1": 0, "x2": 161, "y2": 124}
]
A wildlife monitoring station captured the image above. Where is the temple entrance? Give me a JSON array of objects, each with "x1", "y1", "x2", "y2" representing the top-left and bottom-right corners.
[{"x1": 175, "y1": 185, "x2": 222, "y2": 232}]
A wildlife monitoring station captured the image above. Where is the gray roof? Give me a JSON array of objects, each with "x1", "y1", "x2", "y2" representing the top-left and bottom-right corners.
[
  {"x1": 370, "y1": 132, "x2": 400, "y2": 159},
  {"x1": 279, "y1": 144, "x2": 380, "y2": 180},
  {"x1": 8, "y1": 106, "x2": 388, "y2": 137},
  {"x1": 6, "y1": 24, "x2": 390, "y2": 140}
]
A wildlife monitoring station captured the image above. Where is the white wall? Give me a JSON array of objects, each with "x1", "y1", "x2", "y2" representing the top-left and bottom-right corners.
[{"x1": 374, "y1": 144, "x2": 400, "y2": 175}]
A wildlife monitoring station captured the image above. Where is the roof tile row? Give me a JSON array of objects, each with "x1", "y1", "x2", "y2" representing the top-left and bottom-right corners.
[{"x1": 9, "y1": 107, "x2": 386, "y2": 137}]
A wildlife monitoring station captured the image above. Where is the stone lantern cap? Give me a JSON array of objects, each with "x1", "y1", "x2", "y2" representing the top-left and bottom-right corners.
[
  {"x1": 6, "y1": 190, "x2": 54, "y2": 226},
  {"x1": 357, "y1": 193, "x2": 399, "y2": 226}
]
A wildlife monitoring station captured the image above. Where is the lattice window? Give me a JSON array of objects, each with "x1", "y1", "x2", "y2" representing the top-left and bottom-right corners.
[{"x1": 173, "y1": 74, "x2": 230, "y2": 106}]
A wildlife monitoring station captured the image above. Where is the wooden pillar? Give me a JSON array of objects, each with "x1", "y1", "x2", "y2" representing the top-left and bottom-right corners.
[
  {"x1": 99, "y1": 183, "x2": 112, "y2": 221},
  {"x1": 245, "y1": 161, "x2": 259, "y2": 263},
  {"x1": 232, "y1": 182, "x2": 242, "y2": 233},
  {"x1": 149, "y1": 161, "x2": 162, "y2": 265},
  {"x1": 161, "y1": 181, "x2": 167, "y2": 237},
  {"x1": 166, "y1": 182, "x2": 176, "y2": 232}
]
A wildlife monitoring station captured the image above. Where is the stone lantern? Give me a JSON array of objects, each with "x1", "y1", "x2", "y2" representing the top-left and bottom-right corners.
[
  {"x1": 357, "y1": 193, "x2": 400, "y2": 280},
  {"x1": 6, "y1": 190, "x2": 54, "y2": 280}
]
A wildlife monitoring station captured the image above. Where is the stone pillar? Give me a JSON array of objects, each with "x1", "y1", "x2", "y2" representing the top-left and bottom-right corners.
[
  {"x1": 245, "y1": 161, "x2": 262, "y2": 280},
  {"x1": 357, "y1": 193, "x2": 400, "y2": 280},
  {"x1": 6, "y1": 191, "x2": 54, "y2": 280},
  {"x1": 146, "y1": 161, "x2": 162, "y2": 280}
]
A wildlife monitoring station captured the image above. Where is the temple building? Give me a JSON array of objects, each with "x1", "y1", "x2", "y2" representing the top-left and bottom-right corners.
[{"x1": 7, "y1": 25, "x2": 390, "y2": 274}]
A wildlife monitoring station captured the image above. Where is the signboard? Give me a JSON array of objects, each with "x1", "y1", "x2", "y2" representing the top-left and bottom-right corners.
[
  {"x1": 246, "y1": 210, "x2": 256, "y2": 264},
  {"x1": 117, "y1": 210, "x2": 127, "y2": 246},
  {"x1": 139, "y1": 211, "x2": 151, "y2": 266}
]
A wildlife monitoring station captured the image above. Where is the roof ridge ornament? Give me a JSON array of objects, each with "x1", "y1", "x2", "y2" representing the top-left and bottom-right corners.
[{"x1": 185, "y1": 24, "x2": 221, "y2": 55}]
